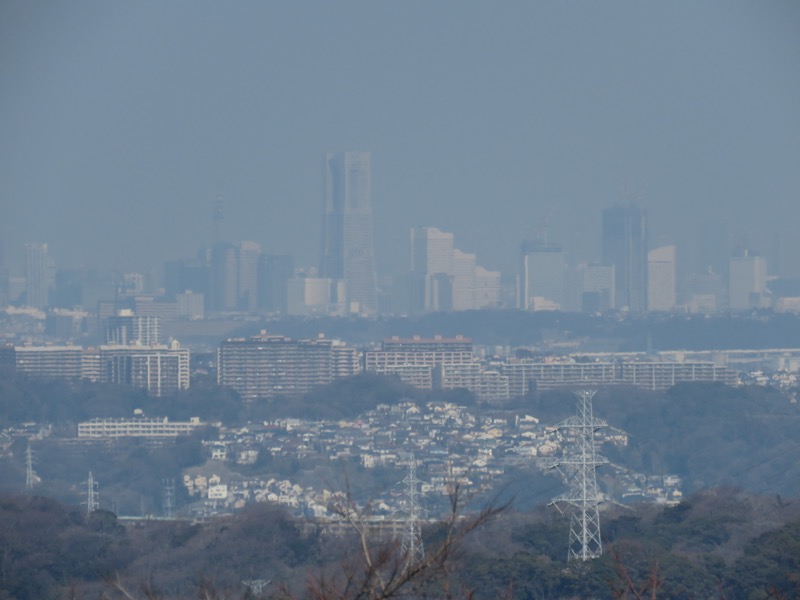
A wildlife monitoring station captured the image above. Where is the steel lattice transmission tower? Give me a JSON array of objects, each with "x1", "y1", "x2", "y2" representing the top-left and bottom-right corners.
[
  {"x1": 242, "y1": 579, "x2": 271, "y2": 596},
  {"x1": 400, "y1": 455, "x2": 425, "y2": 566},
  {"x1": 84, "y1": 471, "x2": 100, "y2": 516},
  {"x1": 25, "y1": 442, "x2": 38, "y2": 490},
  {"x1": 162, "y1": 478, "x2": 175, "y2": 519},
  {"x1": 549, "y1": 389, "x2": 608, "y2": 562}
]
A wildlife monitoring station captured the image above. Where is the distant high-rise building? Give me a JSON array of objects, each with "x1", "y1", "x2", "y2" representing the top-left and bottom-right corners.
[
  {"x1": 519, "y1": 240, "x2": 566, "y2": 310},
  {"x1": 106, "y1": 310, "x2": 161, "y2": 346},
  {"x1": 25, "y1": 243, "x2": 51, "y2": 310},
  {"x1": 258, "y1": 254, "x2": 294, "y2": 314},
  {"x1": 210, "y1": 242, "x2": 238, "y2": 311},
  {"x1": 578, "y1": 263, "x2": 615, "y2": 312},
  {"x1": 475, "y1": 266, "x2": 501, "y2": 309},
  {"x1": 453, "y1": 249, "x2": 477, "y2": 311},
  {"x1": 410, "y1": 226, "x2": 455, "y2": 312},
  {"x1": 287, "y1": 276, "x2": 346, "y2": 316},
  {"x1": 320, "y1": 151, "x2": 378, "y2": 314},
  {"x1": 176, "y1": 291, "x2": 205, "y2": 319},
  {"x1": 164, "y1": 258, "x2": 210, "y2": 300},
  {"x1": 602, "y1": 205, "x2": 648, "y2": 312},
  {"x1": 729, "y1": 253, "x2": 768, "y2": 310},
  {"x1": 237, "y1": 241, "x2": 261, "y2": 312},
  {"x1": 647, "y1": 245, "x2": 677, "y2": 312}
]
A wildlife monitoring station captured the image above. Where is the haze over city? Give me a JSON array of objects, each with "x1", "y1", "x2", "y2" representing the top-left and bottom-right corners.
[
  {"x1": 4, "y1": 4, "x2": 800, "y2": 598},
  {"x1": 2, "y1": 1, "x2": 799, "y2": 279}
]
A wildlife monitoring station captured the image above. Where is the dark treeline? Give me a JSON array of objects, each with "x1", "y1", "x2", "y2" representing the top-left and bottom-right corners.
[{"x1": 1, "y1": 488, "x2": 800, "y2": 599}]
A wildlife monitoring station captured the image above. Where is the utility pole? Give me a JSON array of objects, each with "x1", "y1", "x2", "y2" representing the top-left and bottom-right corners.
[
  {"x1": 400, "y1": 455, "x2": 425, "y2": 567},
  {"x1": 549, "y1": 389, "x2": 607, "y2": 562}
]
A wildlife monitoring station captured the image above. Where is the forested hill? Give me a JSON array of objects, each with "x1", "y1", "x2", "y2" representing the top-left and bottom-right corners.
[
  {"x1": 526, "y1": 383, "x2": 800, "y2": 495},
  {"x1": 2, "y1": 489, "x2": 800, "y2": 599}
]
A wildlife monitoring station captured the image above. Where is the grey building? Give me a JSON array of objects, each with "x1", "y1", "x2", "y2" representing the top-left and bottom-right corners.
[
  {"x1": 320, "y1": 152, "x2": 378, "y2": 314},
  {"x1": 602, "y1": 205, "x2": 648, "y2": 312}
]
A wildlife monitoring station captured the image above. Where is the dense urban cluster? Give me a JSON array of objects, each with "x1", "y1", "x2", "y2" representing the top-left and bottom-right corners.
[
  {"x1": 3, "y1": 153, "x2": 800, "y2": 326},
  {"x1": 155, "y1": 400, "x2": 682, "y2": 520}
]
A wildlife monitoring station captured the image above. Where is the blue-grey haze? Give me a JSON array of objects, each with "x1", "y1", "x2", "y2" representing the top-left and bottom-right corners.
[{"x1": 1, "y1": 1, "x2": 799, "y2": 278}]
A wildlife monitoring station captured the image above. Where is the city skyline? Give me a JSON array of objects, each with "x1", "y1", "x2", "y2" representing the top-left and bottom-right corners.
[{"x1": 2, "y1": 2, "x2": 798, "y2": 278}]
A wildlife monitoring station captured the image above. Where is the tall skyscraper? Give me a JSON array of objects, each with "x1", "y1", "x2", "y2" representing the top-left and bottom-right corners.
[
  {"x1": 519, "y1": 240, "x2": 566, "y2": 310},
  {"x1": 452, "y1": 249, "x2": 477, "y2": 311},
  {"x1": 729, "y1": 253, "x2": 768, "y2": 310},
  {"x1": 320, "y1": 151, "x2": 378, "y2": 314},
  {"x1": 410, "y1": 226, "x2": 455, "y2": 312},
  {"x1": 258, "y1": 254, "x2": 294, "y2": 314},
  {"x1": 237, "y1": 241, "x2": 261, "y2": 312},
  {"x1": 602, "y1": 205, "x2": 648, "y2": 312},
  {"x1": 210, "y1": 242, "x2": 238, "y2": 311},
  {"x1": 26, "y1": 243, "x2": 50, "y2": 310},
  {"x1": 647, "y1": 245, "x2": 677, "y2": 312}
]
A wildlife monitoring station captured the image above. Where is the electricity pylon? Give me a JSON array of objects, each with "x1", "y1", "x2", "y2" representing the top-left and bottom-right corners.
[
  {"x1": 25, "y1": 442, "x2": 38, "y2": 490},
  {"x1": 399, "y1": 455, "x2": 425, "y2": 566},
  {"x1": 242, "y1": 579, "x2": 271, "y2": 596},
  {"x1": 549, "y1": 389, "x2": 607, "y2": 562},
  {"x1": 162, "y1": 478, "x2": 175, "y2": 518},
  {"x1": 84, "y1": 471, "x2": 100, "y2": 516}
]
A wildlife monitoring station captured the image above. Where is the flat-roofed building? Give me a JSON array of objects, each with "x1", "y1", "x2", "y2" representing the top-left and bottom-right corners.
[
  {"x1": 503, "y1": 359, "x2": 617, "y2": 396},
  {"x1": 502, "y1": 358, "x2": 736, "y2": 395},
  {"x1": 15, "y1": 344, "x2": 84, "y2": 379},
  {"x1": 106, "y1": 311, "x2": 161, "y2": 345},
  {"x1": 217, "y1": 332, "x2": 359, "y2": 400},
  {"x1": 618, "y1": 361, "x2": 736, "y2": 390},
  {"x1": 78, "y1": 416, "x2": 203, "y2": 438},
  {"x1": 99, "y1": 341, "x2": 190, "y2": 396},
  {"x1": 380, "y1": 335, "x2": 472, "y2": 353}
]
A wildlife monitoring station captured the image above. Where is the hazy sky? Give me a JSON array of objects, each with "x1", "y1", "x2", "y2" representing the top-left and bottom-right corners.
[{"x1": 2, "y1": 1, "x2": 799, "y2": 277}]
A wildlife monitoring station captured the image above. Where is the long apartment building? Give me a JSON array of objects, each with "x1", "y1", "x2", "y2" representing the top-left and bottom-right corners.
[
  {"x1": 217, "y1": 332, "x2": 359, "y2": 401},
  {"x1": 364, "y1": 335, "x2": 508, "y2": 400},
  {"x1": 503, "y1": 358, "x2": 736, "y2": 394},
  {"x1": 14, "y1": 344, "x2": 86, "y2": 379},
  {"x1": 10, "y1": 341, "x2": 190, "y2": 397},
  {"x1": 366, "y1": 334, "x2": 737, "y2": 400},
  {"x1": 78, "y1": 416, "x2": 203, "y2": 438}
]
